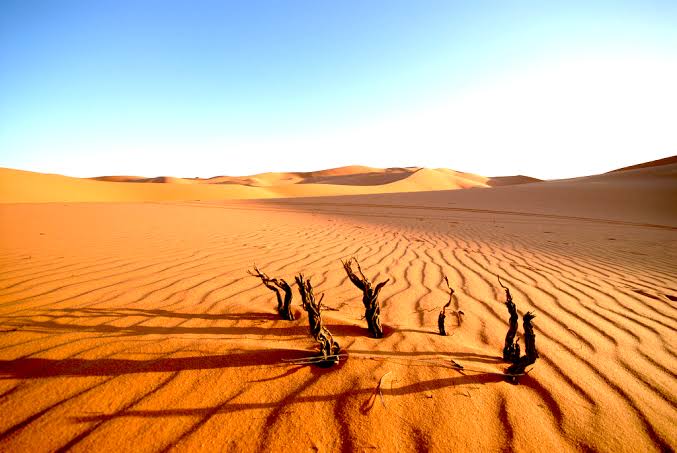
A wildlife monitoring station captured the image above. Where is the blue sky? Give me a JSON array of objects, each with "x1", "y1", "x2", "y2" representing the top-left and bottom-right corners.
[{"x1": 1, "y1": 1, "x2": 676, "y2": 179}]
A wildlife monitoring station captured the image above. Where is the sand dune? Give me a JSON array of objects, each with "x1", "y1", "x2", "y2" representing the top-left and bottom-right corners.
[
  {"x1": 0, "y1": 158, "x2": 675, "y2": 451},
  {"x1": 0, "y1": 165, "x2": 534, "y2": 203},
  {"x1": 0, "y1": 168, "x2": 271, "y2": 203},
  {"x1": 384, "y1": 168, "x2": 488, "y2": 191},
  {"x1": 143, "y1": 176, "x2": 195, "y2": 184},
  {"x1": 90, "y1": 166, "x2": 541, "y2": 190},
  {"x1": 298, "y1": 167, "x2": 414, "y2": 186},
  {"x1": 278, "y1": 162, "x2": 674, "y2": 227},
  {"x1": 486, "y1": 175, "x2": 542, "y2": 186},
  {"x1": 203, "y1": 172, "x2": 302, "y2": 187},
  {"x1": 92, "y1": 176, "x2": 148, "y2": 183},
  {"x1": 610, "y1": 155, "x2": 677, "y2": 173}
]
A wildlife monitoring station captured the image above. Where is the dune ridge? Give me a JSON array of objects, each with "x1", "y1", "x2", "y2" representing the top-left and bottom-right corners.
[
  {"x1": 1, "y1": 165, "x2": 543, "y2": 203},
  {"x1": 609, "y1": 155, "x2": 677, "y2": 173}
]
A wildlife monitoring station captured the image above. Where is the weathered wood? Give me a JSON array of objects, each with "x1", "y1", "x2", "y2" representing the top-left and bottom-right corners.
[
  {"x1": 342, "y1": 258, "x2": 389, "y2": 338},
  {"x1": 438, "y1": 311, "x2": 448, "y2": 336},
  {"x1": 506, "y1": 312, "x2": 538, "y2": 379},
  {"x1": 248, "y1": 265, "x2": 295, "y2": 321},
  {"x1": 295, "y1": 274, "x2": 340, "y2": 367},
  {"x1": 271, "y1": 277, "x2": 295, "y2": 321},
  {"x1": 499, "y1": 276, "x2": 521, "y2": 363},
  {"x1": 438, "y1": 276, "x2": 455, "y2": 336}
]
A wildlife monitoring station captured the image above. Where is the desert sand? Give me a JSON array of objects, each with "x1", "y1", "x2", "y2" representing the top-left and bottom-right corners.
[{"x1": 0, "y1": 160, "x2": 675, "y2": 452}]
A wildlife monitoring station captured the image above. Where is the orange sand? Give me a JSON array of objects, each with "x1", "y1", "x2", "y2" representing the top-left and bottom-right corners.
[{"x1": 0, "y1": 161, "x2": 675, "y2": 452}]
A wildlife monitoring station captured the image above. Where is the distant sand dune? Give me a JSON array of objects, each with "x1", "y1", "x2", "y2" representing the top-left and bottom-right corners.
[
  {"x1": 0, "y1": 168, "x2": 270, "y2": 203},
  {"x1": 92, "y1": 176, "x2": 147, "y2": 183},
  {"x1": 610, "y1": 155, "x2": 677, "y2": 173},
  {"x1": 0, "y1": 165, "x2": 538, "y2": 203},
  {"x1": 486, "y1": 175, "x2": 542, "y2": 186},
  {"x1": 298, "y1": 167, "x2": 414, "y2": 186}
]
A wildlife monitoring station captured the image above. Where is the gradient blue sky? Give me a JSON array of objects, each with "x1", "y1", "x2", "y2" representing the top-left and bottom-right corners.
[{"x1": 1, "y1": 1, "x2": 676, "y2": 179}]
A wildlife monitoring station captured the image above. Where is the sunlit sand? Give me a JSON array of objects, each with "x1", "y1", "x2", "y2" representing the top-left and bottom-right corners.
[{"x1": 0, "y1": 159, "x2": 675, "y2": 451}]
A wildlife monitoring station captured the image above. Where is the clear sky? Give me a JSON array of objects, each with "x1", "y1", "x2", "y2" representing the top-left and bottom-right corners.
[{"x1": 1, "y1": 1, "x2": 676, "y2": 179}]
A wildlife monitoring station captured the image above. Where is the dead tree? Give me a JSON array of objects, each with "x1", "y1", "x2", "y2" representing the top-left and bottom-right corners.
[
  {"x1": 438, "y1": 308, "x2": 449, "y2": 336},
  {"x1": 499, "y1": 276, "x2": 520, "y2": 363},
  {"x1": 295, "y1": 274, "x2": 340, "y2": 367},
  {"x1": 271, "y1": 277, "x2": 295, "y2": 321},
  {"x1": 506, "y1": 312, "x2": 538, "y2": 378},
  {"x1": 438, "y1": 276, "x2": 455, "y2": 336},
  {"x1": 248, "y1": 266, "x2": 295, "y2": 321},
  {"x1": 439, "y1": 276, "x2": 464, "y2": 335},
  {"x1": 342, "y1": 258, "x2": 389, "y2": 338}
]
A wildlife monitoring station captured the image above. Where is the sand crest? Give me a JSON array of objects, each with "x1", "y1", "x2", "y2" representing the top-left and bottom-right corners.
[{"x1": 1, "y1": 165, "x2": 542, "y2": 203}]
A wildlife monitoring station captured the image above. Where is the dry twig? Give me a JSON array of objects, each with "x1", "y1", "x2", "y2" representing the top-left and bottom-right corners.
[{"x1": 376, "y1": 371, "x2": 392, "y2": 407}]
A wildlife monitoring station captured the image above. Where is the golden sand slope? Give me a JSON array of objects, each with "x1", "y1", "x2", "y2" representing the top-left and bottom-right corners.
[
  {"x1": 0, "y1": 165, "x2": 542, "y2": 203},
  {"x1": 0, "y1": 165, "x2": 675, "y2": 452},
  {"x1": 610, "y1": 155, "x2": 677, "y2": 173},
  {"x1": 0, "y1": 168, "x2": 270, "y2": 203}
]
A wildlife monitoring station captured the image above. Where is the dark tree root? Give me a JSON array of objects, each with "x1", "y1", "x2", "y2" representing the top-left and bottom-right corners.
[
  {"x1": 295, "y1": 274, "x2": 340, "y2": 367},
  {"x1": 248, "y1": 265, "x2": 295, "y2": 321},
  {"x1": 506, "y1": 312, "x2": 538, "y2": 382},
  {"x1": 342, "y1": 257, "x2": 389, "y2": 339},
  {"x1": 499, "y1": 276, "x2": 521, "y2": 362}
]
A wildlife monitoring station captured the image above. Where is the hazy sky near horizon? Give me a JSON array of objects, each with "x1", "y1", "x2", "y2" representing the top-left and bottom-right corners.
[{"x1": 1, "y1": 1, "x2": 676, "y2": 179}]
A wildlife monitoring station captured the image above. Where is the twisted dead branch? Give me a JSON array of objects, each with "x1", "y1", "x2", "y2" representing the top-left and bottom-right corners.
[
  {"x1": 506, "y1": 311, "x2": 538, "y2": 381},
  {"x1": 499, "y1": 276, "x2": 521, "y2": 363},
  {"x1": 438, "y1": 276, "x2": 463, "y2": 336},
  {"x1": 248, "y1": 265, "x2": 295, "y2": 321},
  {"x1": 295, "y1": 273, "x2": 340, "y2": 367},
  {"x1": 342, "y1": 257, "x2": 389, "y2": 338},
  {"x1": 438, "y1": 276, "x2": 453, "y2": 336}
]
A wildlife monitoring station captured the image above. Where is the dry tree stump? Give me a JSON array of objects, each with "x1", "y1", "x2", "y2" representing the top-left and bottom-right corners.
[
  {"x1": 342, "y1": 257, "x2": 389, "y2": 338},
  {"x1": 506, "y1": 311, "x2": 538, "y2": 381},
  {"x1": 438, "y1": 310, "x2": 448, "y2": 336},
  {"x1": 248, "y1": 265, "x2": 295, "y2": 321},
  {"x1": 499, "y1": 276, "x2": 521, "y2": 363},
  {"x1": 295, "y1": 274, "x2": 340, "y2": 367}
]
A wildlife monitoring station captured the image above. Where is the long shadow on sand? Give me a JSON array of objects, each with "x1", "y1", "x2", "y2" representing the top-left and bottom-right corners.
[
  {"x1": 1, "y1": 307, "x2": 379, "y2": 338},
  {"x1": 0, "y1": 322, "x2": 556, "y2": 448},
  {"x1": 0, "y1": 348, "x2": 315, "y2": 379},
  {"x1": 3, "y1": 305, "x2": 439, "y2": 340},
  {"x1": 7, "y1": 319, "x2": 311, "y2": 338},
  {"x1": 40, "y1": 307, "x2": 282, "y2": 322},
  {"x1": 68, "y1": 372, "x2": 511, "y2": 424},
  {"x1": 348, "y1": 348, "x2": 504, "y2": 364},
  {"x1": 0, "y1": 348, "x2": 505, "y2": 380}
]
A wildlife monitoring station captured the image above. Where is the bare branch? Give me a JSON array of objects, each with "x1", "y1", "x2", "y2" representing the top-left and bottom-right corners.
[
  {"x1": 250, "y1": 265, "x2": 294, "y2": 321},
  {"x1": 355, "y1": 259, "x2": 368, "y2": 282},
  {"x1": 342, "y1": 257, "x2": 388, "y2": 338},
  {"x1": 295, "y1": 274, "x2": 340, "y2": 367}
]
